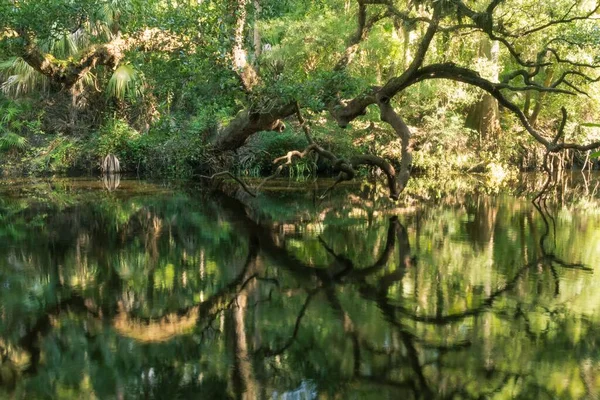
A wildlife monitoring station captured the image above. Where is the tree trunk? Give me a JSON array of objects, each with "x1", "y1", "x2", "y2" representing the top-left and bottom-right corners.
[
  {"x1": 378, "y1": 99, "x2": 412, "y2": 194},
  {"x1": 528, "y1": 67, "x2": 554, "y2": 127},
  {"x1": 465, "y1": 38, "x2": 500, "y2": 141},
  {"x1": 253, "y1": 0, "x2": 261, "y2": 61},
  {"x1": 466, "y1": 93, "x2": 500, "y2": 141}
]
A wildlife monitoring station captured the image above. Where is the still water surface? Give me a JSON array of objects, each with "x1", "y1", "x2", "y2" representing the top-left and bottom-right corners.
[{"x1": 0, "y1": 177, "x2": 599, "y2": 399}]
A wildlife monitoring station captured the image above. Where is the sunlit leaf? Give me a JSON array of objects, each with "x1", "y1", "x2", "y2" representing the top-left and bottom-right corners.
[{"x1": 106, "y1": 64, "x2": 143, "y2": 101}]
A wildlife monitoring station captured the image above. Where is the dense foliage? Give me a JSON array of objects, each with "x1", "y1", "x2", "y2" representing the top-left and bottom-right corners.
[{"x1": 1, "y1": 0, "x2": 600, "y2": 192}]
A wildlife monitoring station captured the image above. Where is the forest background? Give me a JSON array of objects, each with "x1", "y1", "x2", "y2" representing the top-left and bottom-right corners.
[{"x1": 1, "y1": 0, "x2": 600, "y2": 195}]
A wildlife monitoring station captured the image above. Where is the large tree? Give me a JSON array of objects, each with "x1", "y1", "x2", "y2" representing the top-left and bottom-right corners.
[{"x1": 203, "y1": 0, "x2": 600, "y2": 197}]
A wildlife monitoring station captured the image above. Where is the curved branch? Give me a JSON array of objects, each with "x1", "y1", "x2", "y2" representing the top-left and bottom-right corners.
[
  {"x1": 199, "y1": 171, "x2": 257, "y2": 197},
  {"x1": 18, "y1": 28, "x2": 184, "y2": 89},
  {"x1": 330, "y1": 3, "x2": 442, "y2": 126},
  {"x1": 21, "y1": 36, "x2": 127, "y2": 88},
  {"x1": 402, "y1": 63, "x2": 600, "y2": 152},
  {"x1": 211, "y1": 103, "x2": 297, "y2": 151}
]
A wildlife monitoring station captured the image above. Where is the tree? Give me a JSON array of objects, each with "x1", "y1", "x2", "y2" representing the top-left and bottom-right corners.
[{"x1": 205, "y1": 0, "x2": 600, "y2": 198}]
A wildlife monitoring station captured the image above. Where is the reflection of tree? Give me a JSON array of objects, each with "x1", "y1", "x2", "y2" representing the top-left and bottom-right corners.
[
  {"x1": 2, "y1": 186, "x2": 600, "y2": 399},
  {"x1": 465, "y1": 196, "x2": 498, "y2": 249},
  {"x1": 216, "y1": 193, "x2": 598, "y2": 399},
  {"x1": 0, "y1": 189, "x2": 257, "y2": 395}
]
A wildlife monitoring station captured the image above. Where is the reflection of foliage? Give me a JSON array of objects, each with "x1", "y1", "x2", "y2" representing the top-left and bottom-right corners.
[{"x1": 0, "y1": 179, "x2": 600, "y2": 398}]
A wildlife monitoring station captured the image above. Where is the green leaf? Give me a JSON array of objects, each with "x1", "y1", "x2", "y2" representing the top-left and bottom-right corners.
[
  {"x1": 107, "y1": 64, "x2": 143, "y2": 101},
  {"x1": 590, "y1": 150, "x2": 600, "y2": 158},
  {"x1": 0, "y1": 132, "x2": 28, "y2": 152}
]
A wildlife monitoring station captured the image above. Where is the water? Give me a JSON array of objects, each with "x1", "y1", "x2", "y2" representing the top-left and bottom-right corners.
[{"x1": 0, "y1": 177, "x2": 599, "y2": 399}]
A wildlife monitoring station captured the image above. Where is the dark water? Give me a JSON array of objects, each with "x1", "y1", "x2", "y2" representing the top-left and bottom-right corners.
[{"x1": 0, "y1": 177, "x2": 599, "y2": 399}]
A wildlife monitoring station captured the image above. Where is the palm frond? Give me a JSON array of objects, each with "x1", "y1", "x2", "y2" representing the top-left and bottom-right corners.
[
  {"x1": 107, "y1": 64, "x2": 144, "y2": 101},
  {"x1": 87, "y1": 0, "x2": 130, "y2": 40},
  {"x1": 0, "y1": 103, "x2": 20, "y2": 124},
  {"x1": 0, "y1": 57, "x2": 48, "y2": 97},
  {"x1": 50, "y1": 32, "x2": 80, "y2": 58},
  {"x1": 0, "y1": 132, "x2": 28, "y2": 152}
]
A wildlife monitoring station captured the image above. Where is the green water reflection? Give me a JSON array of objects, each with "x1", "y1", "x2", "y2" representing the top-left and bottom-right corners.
[{"x1": 0, "y1": 178, "x2": 599, "y2": 399}]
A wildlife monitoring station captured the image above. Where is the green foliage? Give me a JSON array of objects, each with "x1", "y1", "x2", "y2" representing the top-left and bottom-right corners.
[
  {"x1": 0, "y1": 57, "x2": 48, "y2": 96},
  {"x1": 82, "y1": 118, "x2": 140, "y2": 172},
  {"x1": 30, "y1": 136, "x2": 81, "y2": 173},
  {"x1": 94, "y1": 118, "x2": 139, "y2": 158},
  {"x1": 134, "y1": 128, "x2": 209, "y2": 178},
  {"x1": 0, "y1": 131, "x2": 28, "y2": 152},
  {"x1": 0, "y1": 97, "x2": 44, "y2": 153},
  {"x1": 106, "y1": 64, "x2": 144, "y2": 101},
  {"x1": 410, "y1": 111, "x2": 475, "y2": 173},
  {"x1": 1, "y1": 0, "x2": 600, "y2": 180}
]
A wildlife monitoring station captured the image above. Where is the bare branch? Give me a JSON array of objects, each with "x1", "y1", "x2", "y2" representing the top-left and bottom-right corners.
[
  {"x1": 547, "y1": 47, "x2": 600, "y2": 69},
  {"x1": 518, "y1": 3, "x2": 600, "y2": 37}
]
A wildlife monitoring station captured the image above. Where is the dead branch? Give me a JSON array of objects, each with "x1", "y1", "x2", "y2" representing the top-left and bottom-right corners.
[{"x1": 518, "y1": 3, "x2": 600, "y2": 37}]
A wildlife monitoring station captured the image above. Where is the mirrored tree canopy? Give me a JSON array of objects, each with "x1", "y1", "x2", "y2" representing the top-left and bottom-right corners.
[{"x1": 0, "y1": 177, "x2": 599, "y2": 399}]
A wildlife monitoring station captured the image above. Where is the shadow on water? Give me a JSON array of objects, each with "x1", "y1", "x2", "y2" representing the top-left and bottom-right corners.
[{"x1": 0, "y1": 176, "x2": 599, "y2": 399}]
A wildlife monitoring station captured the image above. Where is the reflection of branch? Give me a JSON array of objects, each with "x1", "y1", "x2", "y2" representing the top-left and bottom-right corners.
[
  {"x1": 218, "y1": 190, "x2": 598, "y2": 398},
  {"x1": 19, "y1": 294, "x2": 98, "y2": 374},
  {"x1": 255, "y1": 289, "x2": 319, "y2": 357},
  {"x1": 515, "y1": 305, "x2": 543, "y2": 341},
  {"x1": 532, "y1": 200, "x2": 592, "y2": 271},
  {"x1": 389, "y1": 261, "x2": 534, "y2": 325},
  {"x1": 318, "y1": 217, "x2": 400, "y2": 281},
  {"x1": 320, "y1": 269, "x2": 435, "y2": 397},
  {"x1": 375, "y1": 296, "x2": 433, "y2": 397},
  {"x1": 199, "y1": 171, "x2": 257, "y2": 197}
]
